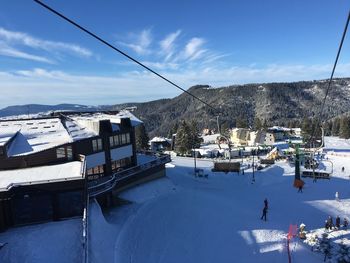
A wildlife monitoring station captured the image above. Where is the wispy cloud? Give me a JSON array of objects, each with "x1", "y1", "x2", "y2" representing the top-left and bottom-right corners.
[
  {"x1": 0, "y1": 27, "x2": 92, "y2": 57},
  {"x1": 159, "y1": 30, "x2": 181, "y2": 61},
  {"x1": 119, "y1": 29, "x2": 153, "y2": 55},
  {"x1": 1, "y1": 63, "x2": 349, "y2": 108},
  {"x1": 0, "y1": 42, "x2": 54, "y2": 64},
  {"x1": 182, "y1": 37, "x2": 207, "y2": 61}
]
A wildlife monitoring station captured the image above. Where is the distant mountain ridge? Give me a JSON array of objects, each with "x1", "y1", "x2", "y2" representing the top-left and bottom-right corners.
[
  {"x1": 1, "y1": 78, "x2": 350, "y2": 137},
  {"x1": 0, "y1": 104, "x2": 107, "y2": 118}
]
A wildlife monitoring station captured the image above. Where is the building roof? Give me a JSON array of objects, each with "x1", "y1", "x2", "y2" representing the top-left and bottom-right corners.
[
  {"x1": 0, "y1": 118, "x2": 72, "y2": 156},
  {"x1": 0, "y1": 161, "x2": 84, "y2": 191},
  {"x1": 0, "y1": 110, "x2": 142, "y2": 156}
]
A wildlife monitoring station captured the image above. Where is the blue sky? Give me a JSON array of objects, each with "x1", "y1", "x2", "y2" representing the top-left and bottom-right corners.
[{"x1": 0, "y1": 0, "x2": 349, "y2": 108}]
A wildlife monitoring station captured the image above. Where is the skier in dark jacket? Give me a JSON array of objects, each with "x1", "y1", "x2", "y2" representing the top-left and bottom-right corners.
[
  {"x1": 327, "y1": 216, "x2": 334, "y2": 230},
  {"x1": 336, "y1": 216, "x2": 341, "y2": 229},
  {"x1": 261, "y1": 206, "x2": 268, "y2": 221},
  {"x1": 344, "y1": 218, "x2": 348, "y2": 228},
  {"x1": 264, "y1": 198, "x2": 268, "y2": 209}
]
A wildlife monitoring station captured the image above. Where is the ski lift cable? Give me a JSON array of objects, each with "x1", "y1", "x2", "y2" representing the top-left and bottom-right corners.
[
  {"x1": 309, "y1": 10, "x2": 350, "y2": 144},
  {"x1": 33, "y1": 0, "x2": 220, "y2": 113}
]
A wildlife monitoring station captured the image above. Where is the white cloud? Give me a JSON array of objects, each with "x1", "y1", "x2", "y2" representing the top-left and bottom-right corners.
[
  {"x1": 0, "y1": 42, "x2": 54, "y2": 64},
  {"x1": 159, "y1": 30, "x2": 181, "y2": 61},
  {"x1": 120, "y1": 29, "x2": 153, "y2": 55},
  {"x1": 0, "y1": 63, "x2": 349, "y2": 108},
  {"x1": 182, "y1": 37, "x2": 207, "y2": 61},
  {"x1": 0, "y1": 27, "x2": 93, "y2": 60},
  {"x1": 0, "y1": 25, "x2": 94, "y2": 66}
]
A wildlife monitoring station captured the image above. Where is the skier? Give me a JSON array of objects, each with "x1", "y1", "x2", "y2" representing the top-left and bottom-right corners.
[
  {"x1": 342, "y1": 167, "x2": 345, "y2": 172},
  {"x1": 261, "y1": 206, "x2": 268, "y2": 221},
  {"x1": 264, "y1": 198, "x2": 268, "y2": 209},
  {"x1": 298, "y1": 185, "x2": 303, "y2": 193},
  {"x1": 344, "y1": 218, "x2": 348, "y2": 228},
  {"x1": 324, "y1": 220, "x2": 329, "y2": 231},
  {"x1": 336, "y1": 216, "x2": 341, "y2": 229},
  {"x1": 327, "y1": 216, "x2": 333, "y2": 230}
]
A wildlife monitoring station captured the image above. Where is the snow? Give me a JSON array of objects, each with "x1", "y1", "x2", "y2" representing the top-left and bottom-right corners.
[
  {"x1": 84, "y1": 136, "x2": 350, "y2": 263},
  {"x1": 324, "y1": 136, "x2": 350, "y2": 152},
  {"x1": 3, "y1": 136, "x2": 350, "y2": 262},
  {"x1": 0, "y1": 118, "x2": 72, "y2": 156},
  {"x1": 149, "y1": 136, "x2": 170, "y2": 143},
  {"x1": 0, "y1": 219, "x2": 81, "y2": 263},
  {"x1": 0, "y1": 161, "x2": 83, "y2": 191}
]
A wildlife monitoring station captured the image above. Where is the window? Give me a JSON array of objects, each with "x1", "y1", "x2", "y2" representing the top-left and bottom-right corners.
[
  {"x1": 67, "y1": 146, "x2": 73, "y2": 161},
  {"x1": 111, "y1": 157, "x2": 132, "y2": 171},
  {"x1": 109, "y1": 136, "x2": 114, "y2": 147},
  {"x1": 56, "y1": 147, "x2": 66, "y2": 158},
  {"x1": 92, "y1": 138, "x2": 103, "y2": 152},
  {"x1": 86, "y1": 165, "x2": 104, "y2": 180},
  {"x1": 121, "y1": 134, "x2": 126, "y2": 144},
  {"x1": 0, "y1": 147, "x2": 3, "y2": 155},
  {"x1": 114, "y1": 135, "x2": 119, "y2": 146},
  {"x1": 126, "y1": 133, "x2": 130, "y2": 144}
]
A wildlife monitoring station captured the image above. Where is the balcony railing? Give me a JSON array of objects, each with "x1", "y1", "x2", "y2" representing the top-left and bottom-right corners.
[{"x1": 88, "y1": 154, "x2": 171, "y2": 197}]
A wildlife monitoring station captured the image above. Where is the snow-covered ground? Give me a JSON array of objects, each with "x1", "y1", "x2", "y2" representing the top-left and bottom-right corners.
[
  {"x1": 85, "y1": 137, "x2": 350, "y2": 263},
  {"x1": 0, "y1": 219, "x2": 81, "y2": 263},
  {"x1": 2, "y1": 136, "x2": 350, "y2": 262}
]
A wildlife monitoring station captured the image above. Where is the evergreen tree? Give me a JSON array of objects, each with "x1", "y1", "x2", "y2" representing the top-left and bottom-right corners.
[
  {"x1": 302, "y1": 118, "x2": 312, "y2": 141},
  {"x1": 254, "y1": 117, "x2": 262, "y2": 130},
  {"x1": 332, "y1": 118, "x2": 341, "y2": 136},
  {"x1": 336, "y1": 240, "x2": 350, "y2": 263},
  {"x1": 339, "y1": 116, "x2": 350, "y2": 139},
  {"x1": 175, "y1": 120, "x2": 201, "y2": 155},
  {"x1": 319, "y1": 233, "x2": 332, "y2": 262},
  {"x1": 135, "y1": 124, "x2": 149, "y2": 151},
  {"x1": 220, "y1": 122, "x2": 230, "y2": 137},
  {"x1": 236, "y1": 115, "x2": 248, "y2": 128},
  {"x1": 167, "y1": 122, "x2": 179, "y2": 139}
]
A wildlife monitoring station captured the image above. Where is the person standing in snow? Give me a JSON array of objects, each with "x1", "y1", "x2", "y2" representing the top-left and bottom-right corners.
[
  {"x1": 264, "y1": 198, "x2": 268, "y2": 209},
  {"x1": 336, "y1": 216, "x2": 341, "y2": 229},
  {"x1": 261, "y1": 206, "x2": 268, "y2": 221},
  {"x1": 327, "y1": 216, "x2": 334, "y2": 230},
  {"x1": 298, "y1": 185, "x2": 303, "y2": 193},
  {"x1": 335, "y1": 191, "x2": 340, "y2": 202},
  {"x1": 342, "y1": 167, "x2": 345, "y2": 172},
  {"x1": 343, "y1": 218, "x2": 348, "y2": 228}
]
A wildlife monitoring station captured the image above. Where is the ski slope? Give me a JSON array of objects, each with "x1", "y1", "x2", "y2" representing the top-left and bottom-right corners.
[{"x1": 89, "y1": 137, "x2": 350, "y2": 263}]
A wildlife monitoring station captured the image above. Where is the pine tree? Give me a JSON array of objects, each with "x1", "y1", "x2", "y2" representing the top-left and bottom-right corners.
[
  {"x1": 254, "y1": 117, "x2": 262, "y2": 130},
  {"x1": 332, "y1": 118, "x2": 341, "y2": 136},
  {"x1": 175, "y1": 120, "x2": 192, "y2": 155},
  {"x1": 167, "y1": 122, "x2": 179, "y2": 139},
  {"x1": 339, "y1": 116, "x2": 350, "y2": 139},
  {"x1": 336, "y1": 240, "x2": 350, "y2": 263},
  {"x1": 319, "y1": 233, "x2": 332, "y2": 262},
  {"x1": 135, "y1": 124, "x2": 149, "y2": 151}
]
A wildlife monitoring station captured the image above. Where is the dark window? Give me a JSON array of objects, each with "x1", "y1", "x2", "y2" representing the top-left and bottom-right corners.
[
  {"x1": 56, "y1": 147, "x2": 66, "y2": 158},
  {"x1": 0, "y1": 147, "x2": 3, "y2": 155},
  {"x1": 67, "y1": 146, "x2": 73, "y2": 161},
  {"x1": 126, "y1": 133, "x2": 130, "y2": 144},
  {"x1": 109, "y1": 136, "x2": 114, "y2": 147},
  {"x1": 92, "y1": 138, "x2": 102, "y2": 152}
]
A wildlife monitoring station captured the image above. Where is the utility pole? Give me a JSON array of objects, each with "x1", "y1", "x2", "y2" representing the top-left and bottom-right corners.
[
  {"x1": 295, "y1": 145, "x2": 301, "y2": 181},
  {"x1": 194, "y1": 149, "x2": 197, "y2": 176}
]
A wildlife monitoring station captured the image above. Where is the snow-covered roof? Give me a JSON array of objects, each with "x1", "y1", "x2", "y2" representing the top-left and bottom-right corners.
[
  {"x1": 0, "y1": 110, "x2": 142, "y2": 156},
  {"x1": 0, "y1": 118, "x2": 72, "y2": 156},
  {"x1": 150, "y1": 137, "x2": 170, "y2": 143},
  {"x1": 0, "y1": 161, "x2": 84, "y2": 191},
  {"x1": 202, "y1": 133, "x2": 219, "y2": 144},
  {"x1": 115, "y1": 110, "x2": 143, "y2": 127}
]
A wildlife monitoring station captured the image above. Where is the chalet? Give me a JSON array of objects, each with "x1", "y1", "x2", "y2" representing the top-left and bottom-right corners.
[
  {"x1": 0, "y1": 111, "x2": 170, "y2": 231},
  {"x1": 150, "y1": 137, "x2": 171, "y2": 152},
  {"x1": 230, "y1": 128, "x2": 251, "y2": 146}
]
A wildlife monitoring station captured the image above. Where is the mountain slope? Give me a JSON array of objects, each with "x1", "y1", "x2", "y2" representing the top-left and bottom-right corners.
[{"x1": 111, "y1": 78, "x2": 350, "y2": 137}]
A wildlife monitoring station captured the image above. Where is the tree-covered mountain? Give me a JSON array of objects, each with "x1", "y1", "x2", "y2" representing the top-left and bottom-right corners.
[
  {"x1": 111, "y1": 78, "x2": 350, "y2": 137},
  {"x1": 1, "y1": 78, "x2": 349, "y2": 138}
]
